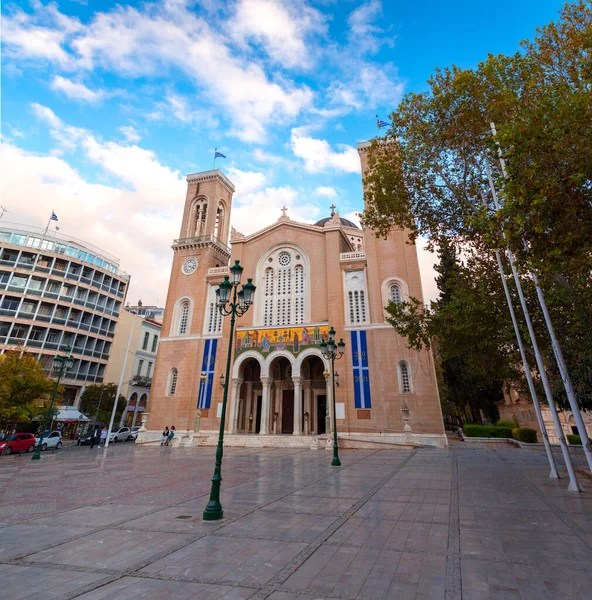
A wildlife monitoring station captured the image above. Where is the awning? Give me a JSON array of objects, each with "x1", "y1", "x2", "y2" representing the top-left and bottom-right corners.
[{"x1": 55, "y1": 406, "x2": 90, "y2": 422}]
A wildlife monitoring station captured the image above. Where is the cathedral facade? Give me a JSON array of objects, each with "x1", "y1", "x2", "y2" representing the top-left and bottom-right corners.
[{"x1": 141, "y1": 143, "x2": 446, "y2": 447}]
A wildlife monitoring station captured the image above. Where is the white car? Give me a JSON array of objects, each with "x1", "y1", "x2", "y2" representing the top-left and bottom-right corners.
[
  {"x1": 109, "y1": 427, "x2": 131, "y2": 443},
  {"x1": 34, "y1": 430, "x2": 63, "y2": 451},
  {"x1": 130, "y1": 426, "x2": 141, "y2": 441}
]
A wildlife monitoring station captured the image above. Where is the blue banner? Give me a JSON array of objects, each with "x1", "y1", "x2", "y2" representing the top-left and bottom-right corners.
[
  {"x1": 351, "y1": 330, "x2": 371, "y2": 409},
  {"x1": 198, "y1": 338, "x2": 217, "y2": 409}
]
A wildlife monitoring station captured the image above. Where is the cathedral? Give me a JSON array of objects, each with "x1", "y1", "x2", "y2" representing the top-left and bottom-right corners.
[{"x1": 140, "y1": 142, "x2": 446, "y2": 448}]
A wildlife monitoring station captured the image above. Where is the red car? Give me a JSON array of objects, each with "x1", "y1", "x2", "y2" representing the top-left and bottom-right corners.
[{"x1": 0, "y1": 433, "x2": 37, "y2": 455}]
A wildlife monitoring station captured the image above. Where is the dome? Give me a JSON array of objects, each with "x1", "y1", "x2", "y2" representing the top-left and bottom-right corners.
[{"x1": 314, "y1": 216, "x2": 359, "y2": 229}]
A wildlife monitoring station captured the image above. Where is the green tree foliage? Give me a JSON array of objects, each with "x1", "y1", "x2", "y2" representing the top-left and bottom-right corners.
[
  {"x1": 363, "y1": 2, "x2": 592, "y2": 409},
  {"x1": 79, "y1": 384, "x2": 126, "y2": 425},
  {"x1": 0, "y1": 351, "x2": 60, "y2": 424}
]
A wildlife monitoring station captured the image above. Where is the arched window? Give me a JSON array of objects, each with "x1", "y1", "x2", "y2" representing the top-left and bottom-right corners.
[
  {"x1": 259, "y1": 248, "x2": 307, "y2": 326},
  {"x1": 345, "y1": 271, "x2": 369, "y2": 326},
  {"x1": 193, "y1": 199, "x2": 207, "y2": 237},
  {"x1": 214, "y1": 203, "x2": 224, "y2": 240},
  {"x1": 390, "y1": 283, "x2": 402, "y2": 303},
  {"x1": 179, "y1": 301, "x2": 190, "y2": 335},
  {"x1": 205, "y1": 285, "x2": 223, "y2": 334},
  {"x1": 168, "y1": 368, "x2": 178, "y2": 396},
  {"x1": 398, "y1": 361, "x2": 411, "y2": 393}
]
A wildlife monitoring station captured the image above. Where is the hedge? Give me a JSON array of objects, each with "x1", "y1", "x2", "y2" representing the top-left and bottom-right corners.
[
  {"x1": 567, "y1": 434, "x2": 582, "y2": 445},
  {"x1": 497, "y1": 419, "x2": 518, "y2": 429},
  {"x1": 511, "y1": 428, "x2": 538, "y2": 443},
  {"x1": 463, "y1": 425, "x2": 514, "y2": 438}
]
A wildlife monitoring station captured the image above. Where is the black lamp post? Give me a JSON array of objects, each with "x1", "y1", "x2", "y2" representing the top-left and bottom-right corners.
[
  {"x1": 320, "y1": 327, "x2": 345, "y2": 467},
  {"x1": 32, "y1": 347, "x2": 75, "y2": 460},
  {"x1": 203, "y1": 260, "x2": 256, "y2": 521}
]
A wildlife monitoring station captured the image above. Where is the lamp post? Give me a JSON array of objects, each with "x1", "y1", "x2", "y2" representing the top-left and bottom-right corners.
[
  {"x1": 320, "y1": 328, "x2": 345, "y2": 467},
  {"x1": 32, "y1": 347, "x2": 75, "y2": 460},
  {"x1": 203, "y1": 261, "x2": 256, "y2": 521}
]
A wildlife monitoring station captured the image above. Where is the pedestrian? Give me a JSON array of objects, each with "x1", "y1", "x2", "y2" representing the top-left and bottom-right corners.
[
  {"x1": 161, "y1": 427, "x2": 169, "y2": 445},
  {"x1": 99, "y1": 426, "x2": 108, "y2": 448},
  {"x1": 90, "y1": 426, "x2": 100, "y2": 449},
  {"x1": 165, "y1": 425, "x2": 175, "y2": 446},
  {"x1": 0, "y1": 430, "x2": 5, "y2": 441}
]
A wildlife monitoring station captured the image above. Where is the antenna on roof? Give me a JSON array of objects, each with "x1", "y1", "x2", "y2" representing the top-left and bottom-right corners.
[{"x1": 0, "y1": 205, "x2": 11, "y2": 220}]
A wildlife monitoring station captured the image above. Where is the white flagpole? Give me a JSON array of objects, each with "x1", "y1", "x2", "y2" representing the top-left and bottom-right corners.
[
  {"x1": 491, "y1": 122, "x2": 592, "y2": 473},
  {"x1": 486, "y1": 165, "x2": 579, "y2": 490},
  {"x1": 43, "y1": 211, "x2": 54, "y2": 236},
  {"x1": 104, "y1": 318, "x2": 136, "y2": 449},
  {"x1": 213, "y1": 149, "x2": 217, "y2": 170}
]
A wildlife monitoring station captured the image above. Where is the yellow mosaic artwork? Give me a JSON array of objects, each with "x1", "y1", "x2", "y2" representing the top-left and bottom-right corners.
[{"x1": 235, "y1": 325, "x2": 330, "y2": 356}]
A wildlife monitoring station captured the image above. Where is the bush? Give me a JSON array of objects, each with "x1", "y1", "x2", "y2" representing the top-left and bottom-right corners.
[
  {"x1": 567, "y1": 434, "x2": 582, "y2": 445},
  {"x1": 497, "y1": 419, "x2": 518, "y2": 429},
  {"x1": 511, "y1": 428, "x2": 538, "y2": 443},
  {"x1": 463, "y1": 425, "x2": 513, "y2": 438}
]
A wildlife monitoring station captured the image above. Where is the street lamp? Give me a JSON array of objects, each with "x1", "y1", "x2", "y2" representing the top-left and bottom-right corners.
[
  {"x1": 32, "y1": 347, "x2": 75, "y2": 460},
  {"x1": 320, "y1": 327, "x2": 345, "y2": 467},
  {"x1": 203, "y1": 261, "x2": 256, "y2": 521}
]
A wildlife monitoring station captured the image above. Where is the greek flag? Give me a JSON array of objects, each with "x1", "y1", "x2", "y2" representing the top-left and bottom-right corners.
[
  {"x1": 50, "y1": 211, "x2": 59, "y2": 221},
  {"x1": 376, "y1": 115, "x2": 389, "y2": 128},
  {"x1": 214, "y1": 151, "x2": 226, "y2": 159}
]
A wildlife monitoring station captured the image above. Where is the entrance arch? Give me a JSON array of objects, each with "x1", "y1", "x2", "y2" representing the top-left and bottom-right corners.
[
  {"x1": 268, "y1": 355, "x2": 294, "y2": 434},
  {"x1": 300, "y1": 355, "x2": 329, "y2": 435}
]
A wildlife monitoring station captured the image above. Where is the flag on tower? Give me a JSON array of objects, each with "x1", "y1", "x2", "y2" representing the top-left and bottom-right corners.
[
  {"x1": 214, "y1": 150, "x2": 226, "y2": 159},
  {"x1": 51, "y1": 211, "x2": 59, "y2": 221},
  {"x1": 376, "y1": 115, "x2": 389, "y2": 128}
]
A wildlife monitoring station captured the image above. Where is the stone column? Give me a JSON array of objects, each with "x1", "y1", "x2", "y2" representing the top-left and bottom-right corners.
[
  {"x1": 293, "y1": 376, "x2": 303, "y2": 435},
  {"x1": 229, "y1": 378, "x2": 243, "y2": 434},
  {"x1": 325, "y1": 372, "x2": 332, "y2": 434},
  {"x1": 303, "y1": 381, "x2": 312, "y2": 434},
  {"x1": 245, "y1": 382, "x2": 253, "y2": 433},
  {"x1": 260, "y1": 376, "x2": 272, "y2": 434}
]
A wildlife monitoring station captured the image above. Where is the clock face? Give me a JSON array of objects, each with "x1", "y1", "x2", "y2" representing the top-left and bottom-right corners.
[{"x1": 182, "y1": 258, "x2": 197, "y2": 275}]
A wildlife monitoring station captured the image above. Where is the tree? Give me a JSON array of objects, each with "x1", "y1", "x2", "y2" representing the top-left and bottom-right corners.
[
  {"x1": 362, "y1": 1, "x2": 592, "y2": 410},
  {"x1": 79, "y1": 383, "x2": 126, "y2": 425},
  {"x1": 0, "y1": 351, "x2": 60, "y2": 424}
]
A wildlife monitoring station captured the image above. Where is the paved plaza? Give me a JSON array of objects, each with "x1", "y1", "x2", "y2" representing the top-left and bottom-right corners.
[{"x1": 0, "y1": 442, "x2": 591, "y2": 600}]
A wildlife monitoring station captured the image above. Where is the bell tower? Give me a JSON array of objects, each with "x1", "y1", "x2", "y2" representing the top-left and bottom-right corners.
[{"x1": 146, "y1": 169, "x2": 234, "y2": 437}]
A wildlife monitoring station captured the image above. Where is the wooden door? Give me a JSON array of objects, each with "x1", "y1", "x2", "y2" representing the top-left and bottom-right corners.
[
  {"x1": 317, "y1": 395, "x2": 327, "y2": 434},
  {"x1": 282, "y1": 390, "x2": 294, "y2": 434}
]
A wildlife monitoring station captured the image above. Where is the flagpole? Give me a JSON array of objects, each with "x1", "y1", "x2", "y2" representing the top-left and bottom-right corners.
[
  {"x1": 43, "y1": 211, "x2": 54, "y2": 236},
  {"x1": 213, "y1": 149, "x2": 217, "y2": 170}
]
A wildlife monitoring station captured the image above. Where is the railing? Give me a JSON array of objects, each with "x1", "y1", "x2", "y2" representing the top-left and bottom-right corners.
[
  {"x1": 340, "y1": 251, "x2": 367, "y2": 262},
  {"x1": 132, "y1": 375, "x2": 152, "y2": 387},
  {"x1": 172, "y1": 234, "x2": 231, "y2": 255},
  {"x1": 207, "y1": 266, "x2": 230, "y2": 276}
]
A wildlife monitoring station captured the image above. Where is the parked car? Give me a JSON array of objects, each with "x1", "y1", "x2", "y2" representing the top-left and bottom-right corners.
[
  {"x1": 130, "y1": 426, "x2": 141, "y2": 441},
  {"x1": 34, "y1": 431, "x2": 62, "y2": 451},
  {"x1": 0, "y1": 433, "x2": 37, "y2": 455},
  {"x1": 109, "y1": 427, "x2": 131, "y2": 443}
]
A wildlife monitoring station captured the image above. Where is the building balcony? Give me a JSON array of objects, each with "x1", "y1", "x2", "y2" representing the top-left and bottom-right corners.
[
  {"x1": 340, "y1": 251, "x2": 367, "y2": 263},
  {"x1": 131, "y1": 375, "x2": 152, "y2": 387},
  {"x1": 172, "y1": 234, "x2": 231, "y2": 259}
]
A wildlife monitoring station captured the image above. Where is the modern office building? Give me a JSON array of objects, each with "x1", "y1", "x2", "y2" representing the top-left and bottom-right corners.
[{"x1": 0, "y1": 223, "x2": 130, "y2": 405}]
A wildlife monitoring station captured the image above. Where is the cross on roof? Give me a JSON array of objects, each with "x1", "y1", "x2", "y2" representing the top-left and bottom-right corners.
[
  {"x1": 330, "y1": 204, "x2": 336, "y2": 216},
  {"x1": 281, "y1": 206, "x2": 288, "y2": 217}
]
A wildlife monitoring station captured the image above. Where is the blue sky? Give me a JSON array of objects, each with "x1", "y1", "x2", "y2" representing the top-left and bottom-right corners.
[{"x1": 1, "y1": 0, "x2": 566, "y2": 304}]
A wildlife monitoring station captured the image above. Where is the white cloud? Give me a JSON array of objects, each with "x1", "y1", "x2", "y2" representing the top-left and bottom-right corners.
[
  {"x1": 0, "y1": 141, "x2": 184, "y2": 304},
  {"x1": 252, "y1": 148, "x2": 284, "y2": 165},
  {"x1": 3, "y1": 1, "x2": 314, "y2": 142},
  {"x1": 416, "y1": 237, "x2": 439, "y2": 303},
  {"x1": 1, "y1": 3, "x2": 81, "y2": 66},
  {"x1": 290, "y1": 130, "x2": 360, "y2": 174},
  {"x1": 226, "y1": 168, "x2": 268, "y2": 195},
  {"x1": 313, "y1": 186, "x2": 337, "y2": 198},
  {"x1": 232, "y1": 0, "x2": 325, "y2": 69},
  {"x1": 347, "y1": 0, "x2": 393, "y2": 54},
  {"x1": 51, "y1": 76, "x2": 105, "y2": 103},
  {"x1": 119, "y1": 125, "x2": 141, "y2": 143}
]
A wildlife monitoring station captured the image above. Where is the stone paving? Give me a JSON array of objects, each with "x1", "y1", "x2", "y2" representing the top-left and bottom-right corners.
[{"x1": 0, "y1": 441, "x2": 591, "y2": 599}]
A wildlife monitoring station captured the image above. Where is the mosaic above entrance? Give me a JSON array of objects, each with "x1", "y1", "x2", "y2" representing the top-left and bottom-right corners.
[{"x1": 235, "y1": 325, "x2": 330, "y2": 356}]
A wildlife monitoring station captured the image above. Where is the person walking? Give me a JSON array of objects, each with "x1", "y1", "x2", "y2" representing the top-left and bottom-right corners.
[
  {"x1": 89, "y1": 426, "x2": 100, "y2": 449},
  {"x1": 99, "y1": 426, "x2": 108, "y2": 448},
  {"x1": 165, "y1": 425, "x2": 175, "y2": 446},
  {"x1": 161, "y1": 427, "x2": 169, "y2": 446}
]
